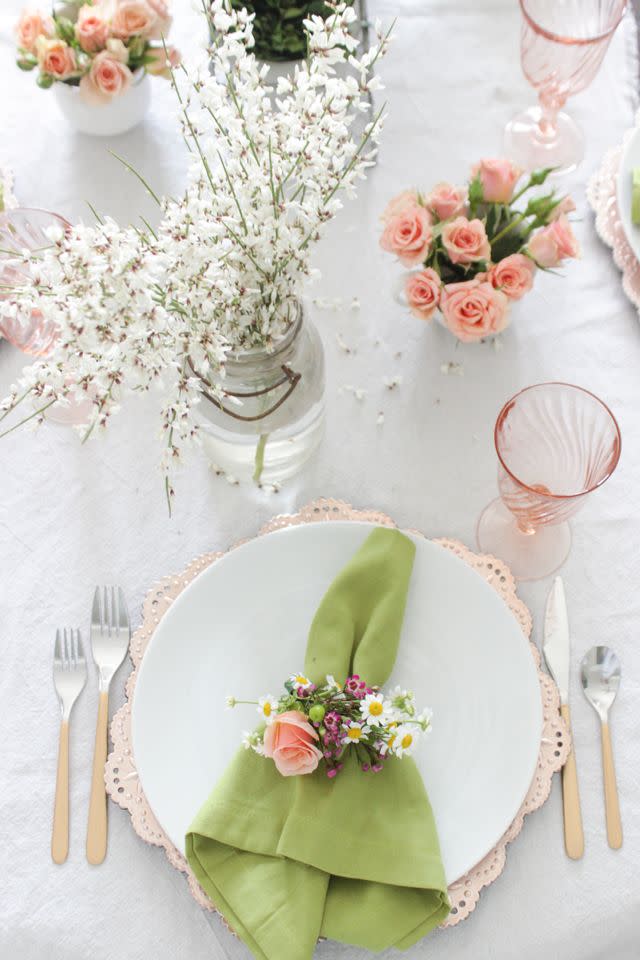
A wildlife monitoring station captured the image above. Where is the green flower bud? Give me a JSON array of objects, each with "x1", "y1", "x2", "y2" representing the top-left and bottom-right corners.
[{"x1": 309, "y1": 704, "x2": 326, "y2": 723}]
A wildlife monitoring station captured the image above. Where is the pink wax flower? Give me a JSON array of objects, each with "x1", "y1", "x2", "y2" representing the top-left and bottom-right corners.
[
  {"x1": 427, "y1": 182, "x2": 466, "y2": 220},
  {"x1": 472, "y1": 158, "x2": 522, "y2": 203},
  {"x1": 75, "y1": 4, "x2": 110, "y2": 54},
  {"x1": 111, "y1": 0, "x2": 157, "y2": 40},
  {"x1": 527, "y1": 215, "x2": 580, "y2": 268},
  {"x1": 15, "y1": 9, "x2": 53, "y2": 54},
  {"x1": 440, "y1": 278, "x2": 509, "y2": 343},
  {"x1": 344, "y1": 675, "x2": 369, "y2": 699},
  {"x1": 380, "y1": 189, "x2": 420, "y2": 224},
  {"x1": 262, "y1": 710, "x2": 323, "y2": 777},
  {"x1": 36, "y1": 37, "x2": 77, "y2": 79},
  {"x1": 404, "y1": 268, "x2": 441, "y2": 320},
  {"x1": 380, "y1": 207, "x2": 433, "y2": 266},
  {"x1": 80, "y1": 42, "x2": 133, "y2": 103},
  {"x1": 488, "y1": 254, "x2": 535, "y2": 301},
  {"x1": 441, "y1": 216, "x2": 491, "y2": 265}
]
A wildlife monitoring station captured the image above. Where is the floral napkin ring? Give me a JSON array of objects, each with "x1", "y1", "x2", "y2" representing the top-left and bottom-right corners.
[{"x1": 227, "y1": 673, "x2": 432, "y2": 778}]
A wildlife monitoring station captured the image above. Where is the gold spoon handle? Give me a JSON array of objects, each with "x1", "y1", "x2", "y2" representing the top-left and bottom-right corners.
[
  {"x1": 560, "y1": 704, "x2": 584, "y2": 859},
  {"x1": 601, "y1": 722, "x2": 622, "y2": 849}
]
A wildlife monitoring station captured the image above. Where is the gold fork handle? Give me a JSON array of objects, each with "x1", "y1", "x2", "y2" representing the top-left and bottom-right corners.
[
  {"x1": 51, "y1": 720, "x2": 70, "y2": 864},
  {"x1": 601, "y1": 722, "x2": 623, "y2": 849},
  {"x1": 86, "y1": 691, "x2": 109, "y2": 865},
  {"x1": 560, "y1": 704, "x2": 584, "y2": 860}
]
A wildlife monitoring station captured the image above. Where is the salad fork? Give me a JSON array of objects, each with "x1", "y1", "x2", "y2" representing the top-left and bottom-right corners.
[
  {"x1": 52, "y1": 627, "x2": 86, "y2": 864},
  {"x1": 86, "y1": 586, "x2": 130, "y2": 865}
]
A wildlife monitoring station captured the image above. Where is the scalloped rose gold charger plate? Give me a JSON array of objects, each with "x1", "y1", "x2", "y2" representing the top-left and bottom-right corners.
[
  {"x1": 106, "y1": 498, "x2": 569, "y2": 933},
  {"x1": 588, "y1": 110, "x2": 640, "y2": 311}
]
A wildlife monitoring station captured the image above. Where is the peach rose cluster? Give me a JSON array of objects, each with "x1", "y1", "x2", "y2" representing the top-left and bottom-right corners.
[
  {"x1": 15, "y1": 1, "x2": 179, "y2": 103},
  {"x1": 381, "y1": 157, "x2": 579, "y2": 343}
]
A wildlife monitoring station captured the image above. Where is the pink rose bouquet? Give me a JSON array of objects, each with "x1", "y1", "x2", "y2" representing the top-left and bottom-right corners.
[
  {"x1": 229, "y1": 672, "x2": 432, "y2": 779},
  {"x1": 380, "y1": 159, "x2": 578, "y2": 343},
  {"x1": 15, "y1": 2, "x2": 180, "y2": 103}
]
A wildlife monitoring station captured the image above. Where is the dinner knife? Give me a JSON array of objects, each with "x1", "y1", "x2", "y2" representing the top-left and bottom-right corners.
[{"x1": 543, "y1": 576, "x2": 584, "y2": 860}]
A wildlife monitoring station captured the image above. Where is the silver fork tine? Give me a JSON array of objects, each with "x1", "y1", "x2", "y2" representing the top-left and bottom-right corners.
[
  {"x1": 54, "y1": 628, "x2": 62, "y2": 663},
  {"x1": 118, "y1": 588, "x2": 128, "y2": 630},
  {"x1": 63, "y1": 627, "x2": 69, "y2": 669},
  {"x1": 104, "y1": 585, "x2": 110, "y2": 635},
  {"x1": 76, "y1": 630, "x2": 86, "y2": 664},
  {"x1": 92, "y1": 586, "x2": 101, "y2": 631}
]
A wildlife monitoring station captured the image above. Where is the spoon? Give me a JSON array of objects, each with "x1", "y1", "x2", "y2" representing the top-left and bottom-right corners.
[{"x1": 580, "y1": 646, "x2": 622, "y2": 849}]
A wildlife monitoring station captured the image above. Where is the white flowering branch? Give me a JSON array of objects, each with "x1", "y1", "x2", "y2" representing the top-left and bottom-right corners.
[{"x1": 0, "y1": 1, "x2": 392, "y2": 507}]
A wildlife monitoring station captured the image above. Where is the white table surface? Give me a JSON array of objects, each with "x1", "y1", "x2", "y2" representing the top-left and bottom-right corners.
[{"x1": 1, "y1": 2, "x2": 639, "y2": 959}]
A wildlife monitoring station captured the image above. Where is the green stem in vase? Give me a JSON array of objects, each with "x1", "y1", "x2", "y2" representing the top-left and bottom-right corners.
[{"x1": 253, "y1": 432, "x2": 269, "y2": 484}]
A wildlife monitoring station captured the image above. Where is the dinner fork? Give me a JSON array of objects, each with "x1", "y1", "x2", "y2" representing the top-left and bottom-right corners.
[
  {"x1": 86, "y1": 586, "x2": 130, "y2": 865},
  {"x1": 52, "y1": 627, "x2": 86, "y2": 864}
]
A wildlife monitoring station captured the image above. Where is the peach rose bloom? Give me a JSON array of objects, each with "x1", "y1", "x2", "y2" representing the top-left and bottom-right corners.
[
  {"x1": 111, "y1": 0, "x2": 157, "y2": 40},
  {"x1": 145, "y1": 0, "x2": 172, "y2": 39},
  {"x1": 380, "y1": 207, "x2": 433, "y2": 266},
  {"x1": 146, "y1": 44, "x2": 181, "y2": 78},
  {"x1": 262, "y1": 710, "x2": 323, "y2": 777},
  {"x1": 527, "y1": 215, "x2": 580, "y2": 268},
  {"x1": 441, "y1": 278, "x2": 509, "y2": 343},
  {"x1": 548, "y1": 195, "x2": 577, "y2": 222},
  {"x1": 75, "y1": 4, "x2": 110, "y2": 53},
  {"x1": 15, "y1": 10, "x2": 53, "y2": 54},
  {"x1": 381, "y1": 189, "x2": 420, "y2": 224},
  {"x1": 488, "y1": 254, "x2": 535, "y2": 300},
  {"x1": 472, "y1": 158, "x2": 521, "y2": 203},
  {"x1": 36, "y1": 37, "x2": 77, "y2": 79},
  {"x1": 427, "y1": 182, "x2": 466, "y2": 221},
  {"x1": 80, "y1": 45, "x2": 133, "y2": 104},
  {"x1": 405, "y1": 268, "x2": 441, "y2": 321},
  {"x1": 441, "y1": 216, "x2": 491, "y2": 265}
]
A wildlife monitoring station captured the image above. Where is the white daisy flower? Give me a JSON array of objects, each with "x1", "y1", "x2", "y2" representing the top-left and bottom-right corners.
[
  {"x1": 325, "y1": 675, "x2": 342, "y2": 691},
  {"x1": 360, "y1": 693, "x2": 391, "y2": 726},
  {"x1": 392, "y1": 724, "x2": 420, "y2": 758},
  {"x1": 343, "y1": 721, "x2": 369, "y2": 745},
  {"x1": 257, "y1": 695, "x2": 279, "y2": 724},
  {"x1": 289, "y1": 673, "x2": 313, "y2": 690},
  {"x1": 416, "y1": 708, "x2": 433, "y2": 732}
]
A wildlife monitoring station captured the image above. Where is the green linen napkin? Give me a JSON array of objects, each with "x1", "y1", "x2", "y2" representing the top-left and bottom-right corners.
[{"x1": 186, "y1": 528, "x2": 449, "y2": 959}]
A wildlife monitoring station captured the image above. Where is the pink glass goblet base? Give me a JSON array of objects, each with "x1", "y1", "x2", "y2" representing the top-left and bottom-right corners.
[
  {"x1": 504, "y1": 106, "x2": 585, "y2": 176},
  {"x1": 477, "y1": 497, "x2": 572, "y2": 581}
]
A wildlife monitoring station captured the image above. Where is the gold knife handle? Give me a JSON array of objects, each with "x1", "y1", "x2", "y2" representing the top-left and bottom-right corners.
[
  {"x1": 601, "y1": 722, "x2": 622, "y2": 849},
  {"x1": 560, "y1": 704, "x2": 584, "y2": 860}
]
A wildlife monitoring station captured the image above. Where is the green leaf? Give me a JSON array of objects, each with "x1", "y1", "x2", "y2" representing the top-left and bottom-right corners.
[{"x1": 468, "y1": 173, "x2": 483, "y2": 214}]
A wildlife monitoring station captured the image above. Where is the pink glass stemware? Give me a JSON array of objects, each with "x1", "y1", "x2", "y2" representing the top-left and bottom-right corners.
[
  {"x1": 477, "y1": 383, "x2": 621, "y2": 580},
  {"x1": 0, "y1": 208, "x2": 70, "y2": 356},
  {"x1": 504, "y1": 0, "x2": 627, "y2": 174}
]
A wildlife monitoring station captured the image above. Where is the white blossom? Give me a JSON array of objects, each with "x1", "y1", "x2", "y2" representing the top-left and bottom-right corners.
[{"x1": 0, "y1": 2, "x2": 392, "y2": 505}]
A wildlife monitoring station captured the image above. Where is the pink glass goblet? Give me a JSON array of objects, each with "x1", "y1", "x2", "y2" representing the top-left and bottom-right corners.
[
  {"x1": 477, "y1": 383, "x2": 621, "y2": 581},
  {"x1": 504, "y1": 0, "x2": 627, "y2": 175},
  {"x1": 0, "y1": 208, "x2": 70, "y2": 356}
]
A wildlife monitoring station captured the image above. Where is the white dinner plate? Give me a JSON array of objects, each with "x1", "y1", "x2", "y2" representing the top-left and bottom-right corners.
[
  {"x1": 133, "y1": 522, "x2": 542, "y2": 885},
  {"x1": 617, "y1": 125, "x2": 640, "y2": 261}
]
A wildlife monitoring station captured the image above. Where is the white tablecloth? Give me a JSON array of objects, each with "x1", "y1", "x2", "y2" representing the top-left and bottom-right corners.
[{"x1": 1, "y1": 2, "x2": 639, "y2": 958}]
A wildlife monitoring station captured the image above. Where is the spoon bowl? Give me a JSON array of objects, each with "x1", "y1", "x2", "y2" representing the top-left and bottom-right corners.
[{"x1": 580, "y1": 646, "x2": 621, "y2": 721}]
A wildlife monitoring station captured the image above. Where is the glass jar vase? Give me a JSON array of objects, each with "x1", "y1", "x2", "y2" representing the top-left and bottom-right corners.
[{"x1": 194, "y1": 301, "x2": 325, "y2": 484}]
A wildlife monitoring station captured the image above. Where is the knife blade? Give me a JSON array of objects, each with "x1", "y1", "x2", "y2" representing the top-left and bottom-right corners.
[
  {"x1": 543, "y1": 576, "x2": 570, "y2": 704},
  {"x1": 543, "y1": 575, "x2": 584, "y2": 859}
]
